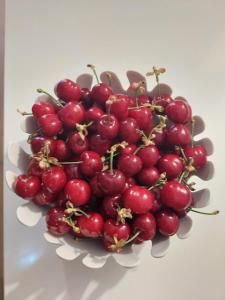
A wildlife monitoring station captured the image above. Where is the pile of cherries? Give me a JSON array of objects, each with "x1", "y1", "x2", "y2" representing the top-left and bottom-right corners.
[{"x1": 14, "y1": 65, "x2": 218, "y2": 253}]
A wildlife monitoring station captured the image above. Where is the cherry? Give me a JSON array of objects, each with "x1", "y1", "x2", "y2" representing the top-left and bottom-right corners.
[
  {"x1": 156, "y1": 208, "x2": 179, "y2": 236},
  {"x1": 137, "y1": 145, "x2": 160, "y2": 167},
  {"x1": 84, "y1": 106, "x2": 104, "y2": 131},
  {"x1": 68, "y1": 132, "x2": 89, "y2": 155},
  {"x1": 143, "y1": 119, "x2": 156, "y2": 136},
  {"x1": 32, "y1": 101, "x2": 55, "y2": 119},
  {"x1": 119, "y1": 118, "x2": 141, "y2": 144},
  {"x1": 33, "y1": 188, "x2": 56, "y2": 206},
  {"x1": 158, "y1": 154, "x2": 184, "y2": 179},
  {"x1": 56, "y1": 191, "x2": 68, "y2": 208},
  {"x1": 54, "y1": 140, "x2": 70, "y2": 161},
  {"x1": 132, "y1": 213, "x2": 156, "y2": 243},
  {"x1": 27, "y1": 158, "x2": 43, "y2": 178},
  {"x1": 55, "y1": 79, "x2": 81, "y2": 102},
  {"x1": 119, "y1": 144, "x2": 137, "y2": 157},
  {"x1": 46, "y1": 207, "x2": 71, "y2": 236},
  {"x1": 118, "y1": 154, "x2": 143, "y2": 177},
  {"x1": 38, "y1": 114, "x2": 63, "y2": 137},
  {"x1": 64, "y1": 163, "x2": 83, "y2": 180},
  {"x1": 79, "y1": 151, "x2": 103, "y2": 177},
  {"x1": 102, "y1": 195, "x2": 121, "y2": 218},
  {"x1": 122, "y1": 185, "x2": 154, "y2": 214},
  {"x1": 64, "y1": 179, "x2": 91, "y2": 206},
  {"x1": 90, "y1": 175, "x2": 104, "y2": 197},
  {"x1": 123, "y1": 177, "x2": 136, "y2": 192},
  {"x1": 58, "y1": 101, "x2": 85, "y2": 128},
  {"x1": 97, "y1": 114, "x2": 119, "y2": 140},
  {"x1": 77, "y1": 212, "x2": 104, "y2": 238},
  {"x1": 166, "y1": 124, "x2": 191, "y2": 146},
  {"x1": 98, "y1": 169, "x2": 126, "y2": 196},
  {"x1": 14, "y1": 174, "x2": 40, "y2": 199},
  {"x1": 30, "y1": 136, "x2": 56, "y2": 156},
  {"x1": 160, "y1": 180, "x2": 192, "y2": 211},
  {"x1": 90, "y1": 83, "x2": 113, "y2": 105},
  {"x1": 129, "y1": 107, "x2": 152, "y2": 129},
  {"x1": 89, "y1": 133, "x2": 112, "y2": 155},
  {"x1": 106, "y1": 94, "x2": 129, "y2": 120},
  {"x1": 136, "y1": 94, "x2": 150, "y2": 106},
  {"x1": 123, "y1": 95, "x2": 135, "y2": 107},
  {"x1": 166, "y1": 99, "x2": 192, "y2": 124},
  {"x1": 42, "y1": 166, "x2": 67, "y2": 193},
  {"x1": 137, "y1": 166, "x2": 160, "y2": 186},
  {"x1": 184, "y1": 145, "x2": 207, "y2": 169},
  {"x1": 151, "y1": 188, "x2": 162, "y2": 213},
  {"x1": 152, "y1": 94, "x2": 173, "y2": 110},
  {"x1": 80, "y1": 88, "x2": 92, "y2": 108},
  {"x1": 152, "y1": 128, "x2": 167, "y2": 146}
]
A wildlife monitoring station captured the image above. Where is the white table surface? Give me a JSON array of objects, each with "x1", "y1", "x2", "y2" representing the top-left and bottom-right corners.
[{"x1": 4, "y1": 0, "x2": 225, "y2": 299}]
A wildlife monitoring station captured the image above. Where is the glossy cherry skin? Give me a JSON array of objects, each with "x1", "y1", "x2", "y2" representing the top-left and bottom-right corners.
[
  {"x1": 137, "y1": 94, "x2": 150, "y2": 106},
  {"x1": 129, "y1": 107, "x2": 152, "y2": 129},
  {"x1": 97, "y1": 114, "x2": 119, "y2": 140},
  {"x1": 33, "y1": 188, "x2": 56, "y2": 206},
  {"x1": 122, "y1": 185, "x2": 154, "y2": 214},
  {"x1": 55, "y1": 79, "x2": 81, "y2": 102},
  {"x1": 151, "y1": 188, "x2": 163, "y2": 213},
  {"x1": 32, "y1": 101, "x2": 55, "y2": 119},
  {"x1": 143, "y1": 119, "x2": 155, "y2": 136},
  {"x1": 184, "y1": 145, "x2": 207, "y2": 169},
  {"x1": 158, "y1": 154, "x2": 184, "y2": 179},
  {"x1": 54, "y1": 140, "x2": 70, "y2": 161},
  {"x1": 117, "y1": 154, "x2": 143, "y2": 177},
  {"x1": 152, "y1": 128, "x2": 167, "y2": 146},
  {"x1": 166, "y1": 99, "x2": 192, "y2": 124},
  {"x1": 98, "y1": 169, "x2": 126, "y2": 196},
  {"x1": 152, "y1": 94, "x2": 173, "y2": 110},
  {"x1": 64, "y1": 179, "x2": 91, "y2": 206},
  {"x1": 119, "y1": 144, "x2": 137, "y2": 157},
  {"x1": 103, "y1": 219, "x2": 131, "y2": 243},
  {"x1": 106, "y1": 94, "x2": 129, "y2": 120},
  {"x1": 84, "y1": 106, "x2": 104, "y2": 131},
  {"x1": 90, "y1": 83, "x2": 113, "y2": 105},
  {"x1": 68, "y1": 132, "x2": 89, "y2": 155},
  {"x1": 27, "y1": 159, "x2": 43, "y2": 178},
  {"x1": 160, "y1": 180, "x2": 192, "y2": 211},
  {"x1": 132, "y1": 213, "x2": 156, "y2": 243},
  {"x1": 64, "y1": 163, "x2": 83, "y2": 180},
  {"x1": 42, "y1": 166, "x2": 67, "y2": 193},
  {"x1": 80, "y1": 88, "x2": 92, "y2": 108},
  {"x1": 46, "y1": 207, "x2": 71, "y2": 236},
  {"x1": 56, "y1": 191, "x2": 68, "y2": 208},
  {"x1": 137, "y1": 146, "x2": 160, "y2": 167},
  {"x1": 77, "y1": 212, "x2": 104, "y2": 238},
  {"x1": 119, "y1": 118, "x2": 141, "y2": 144},
  {"x1": 123, "y1": 177, "x2": 136, "y2": 192},
  {"x1": 30, "y1": 136, "x2": 56, "y2": 156},
  {"x1": 79, "y1": 151, "x2": 103, "y2": 177},
  {"x1": 14, "y1": 174, "x2": 40, "y2": 199},
  {"x1": 89, "y1": 133, "x2": 112, "y2": 156},
  {"x1": 90, "y1": 175, "x2": 104, "y2": 197},
  {"x1": 156, "y1": 208, "x2": 179, "y2": 236},
  {"x1": 166, "y1": 124, "x2": 191, "y2": 146},
  {"x1": 38, "y1": 114, "x2": 63, "y2": 137},
  {"x1": 137, "y1": 166, "x2": 160, "y2": 186},
  {"x1": 102, "y1": 195, "x2": 121, "y2": 218},
  {"x1": 58, "y1": 101, "x2": 85, "y2": 128}
]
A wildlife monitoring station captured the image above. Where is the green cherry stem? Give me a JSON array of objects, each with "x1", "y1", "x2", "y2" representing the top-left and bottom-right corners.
[
  {"x1": 188, "y1": 208, "x2": 219, "y2": 216},
  {"x1": 36, "y1": 88, "x2": 63, "y2": 107},
  {"x1": 17, "y1": 109, "x2": 33, "y2": 116},
  {"x1": 87, "y1": 64, "x2": 100, "y2": 84},
  {"x1": 191, "y1": 117, "x2": 195, "y2": 147}
]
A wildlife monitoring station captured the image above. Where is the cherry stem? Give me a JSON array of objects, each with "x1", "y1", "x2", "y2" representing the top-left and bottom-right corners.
[
  {"x1": 65, "y1": 207, "x2": 90, "y2": 218},
  {"x1": 106, "y1": 72, "x2": 112, "y2": 87},
  {"x1": 188, "y1": 208, "x2": 219, "y2": 216},
  {"x1": 110, "y1": 149, "x2": 114, "y2": 174},
  {"x1": 179, "y1": 147, "x2": 188, "y2": 163},
  {"x1": 134, "y1": 145, "x2": 145, "y2": 155},
  {"x1": 17, "y1": 109, "x2": 32, "y2": 116},
  {"x1": 125, "y1": 231, "x2": 141, "y2": 245},
  {"x1": 87, "y1": 64, "x2": 100, "y2": 84},
  {"x1": 179, "y1": 171, "x2": 187, "y2": 183},
  {"x1": 36, "y1": 88, "x2": 63, "y2": 107},
  {"x1": 191, "y1": 118, "x2": 195, "y2": 147},
  {"x1": 60, "y1": 161, "x2": 83, "y2": 165}
]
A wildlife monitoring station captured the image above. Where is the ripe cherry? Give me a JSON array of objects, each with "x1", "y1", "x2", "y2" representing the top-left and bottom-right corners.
[
  {"x1": 118, "y1": 154, "x2": 143, "y2": 177},
  {"x1": 38, "y1": 114, "x2": 63, "y2": 137},
  {"x1": 27, "y1": 159, "x2": 43, "y2": 178},
  {"x1": 166, "y1": 124, "x2": 191, "y2": 146},
  {"x1": 32, "y1": 101, "x2": 55, "y2": 119},
  {"x1": 90, "y1": 175, "x2": 104, "y2": 197},
  {"x1": 119, "y1": 118, "x2": 141, "y2": 144},
  {"x1": 58, "y1": 101, "x2": 85, "y2": 128},
  {"x1": 151, "y1": 188, "x2": 162, "y2": 213},
  {"x1": 158, "y1": 154, "x2": 184, "y2": 179},
  {"x1": 84, "y1": 106, "x2": 104, "y2": 131},
  {"x1": 119, "y1": 144, "x2": 137, "y2": 157},
  {"x1": 132, "y1": 213, "x2": 156, "y2": 243},
  {"x1": 46, "y1": 207, "x2": 71, "y2": 236},
  {"x1": 123, "y1": 177, "x2": 136, "y2": 192},
  {"x1": 156, "y1": 208, "x2": 179, "y2": 236},
  {"x1": 80, "y1": 88, "x2": 92, "y2": 108},
  {"x1": 68, "y1": 132, "x2": 89, "y2": 155},
  {"x1": 64, "y1": 179, "x2": 91, "y2": 206},
  {"x1": 166, "y1": 99, "x2": 192, "y2": 124},
  {"x1": 30, "y1": 136, "x2": 56, "y2": 156},
  {"x1": 137, "y1": 166, "x2": 160, "y2": 186},
  {"x1": 89, "y1": 133, "x2": 112, "y2": 155},
  {"x1": 90, "y1": 83, "x2": 113, "y2": 105},
  {"x1": 137, "y1": 145, "x2": 160, "y2": 167},
  {"x1": 14, "y1": 174, "x2": 40, "y2": 199},
  {"x1": 33, "y1": 188, "x2": 56, "y2": 206},
  {"x1": 136, "y1": 94, "x2": 150, "y2": 106},
  {"x1": 97, "y1": 114, "x2": 119, "y2": 140},
  {"x1": 98, "y1": 169, "x2": 126, "y2": 196},
  {"x1": 77, "y1": 212, "x2": 104, "y2": 238},
  {"x1": 152, "y1": 94, "x2": 173, "y2": 110},
  {"x1": 79, "y1": 151, "x2": 103, "y2": 177},
  {"x1": 56, "y1": 191, "x2": 68, "y2": 208},
  {"x1": 54, "y1": 140, "x2": 70, "y2": 161},
  {"x1": 184, "y1": 145, "x2": 207, "y2": 169},
  {"x1": 129, "y1": 107, "x2": 152, "y2": 129},
  {"x1": 106, "y1": 94, "x2": 129, "y2": 120},
  {"x1": 55, "y1": 79, "x2": 81, "y2": 102},
  {"x1": 102, "y1": 195, "x2": 121, "y2": 218},
  {"x1": 64, "y1": 163, "x2": 83, "y2": 180},
  {"x1": 42, "y1": 166, "x2": 67, "y2": 193}
]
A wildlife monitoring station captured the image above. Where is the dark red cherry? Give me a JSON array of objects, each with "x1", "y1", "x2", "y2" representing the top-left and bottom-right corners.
[
  {"x1": 64, "y1": 163, "x2": 83, "y2": 180},
  {"x1": 132, "y1": 213, "x2": 156, "y2": 243},
  {"x1": 30, "y1": 136, "x2": 56, "y2": 156},
  {"x1": 89, "y1": 133, "x2": 112, "y2": 155},
  {"x1": 119, "y1": 144, "x2": 137, "y2": 157},
  {"x1": 54, "y1": 140, "x2": 70, "y2": 161},
  {"x1": 58, "y1": 101, "x2": 85, "y2": 128},
  {"x1": 151, "y1": 188, "x2": 162, "y2": 213},
  {"x1": 143, "y1": 119, "x2": 155, "y2": 136},
  {"x1": 56, "y1": 191, "x2": 68, "y2": 208},
  {"x1": 46, "y1": 207, "x2": 71, "y2": 236},
  {"x1": 119, "y1": 118, "x2": 141, "y2": 144},
  {"x1": 55, "y1": 79, "x2": 81, "y2": 102},
  {"x1": 14, "y1": 174, "x2": 40, "y2": 199},
  {"x1": 156, "y1": 208, "x2": 179, "y2": 236},
  {"x1": 77, "y1": 212, "x2": 104, "y2": 238},
  {"x1": 102, "y1": 195, "x2": 121, "y2": 218},
  {"x1": 129, "y1": 107, "x2": 152, "y2": 129},
  {"x1": 32, "y1": 101, "x2": 55, "y2": 119},
  {"x1": 106, "y1": 94, "x2": 129, "y2": 120},
  {"x1": 122, "y1": 185, "x2": 154, "y2": 214},
  {"x1": 184, "y1": 145, "x2": 207, "y2": 169},
  {"x1": 117, "y1": 154, "x2": 143, "y2": 177},
  {"x1": 136, "y1": 94, "x2": 150, "y2": 106},
  {"x1": 158, "y1": 154, "x2": 184, "y2": 179},
  {"x1": 64, "y1": 179, "x2": 91, "y2": 206},
  {"x1": 80, "y1": 88, "x2": 92, "y2": 108},
  {"x1": 103, "y1": 219, "x2": 131, "y2": 243},
  {"x1": 27, "y1": 159, "x2": 43, "y2": 178},
  {"x1": 84, "y1": 106, "x2": 104, "y2": 131},
  {"x1": 152, "y1": 94, "x2": 173, "y2": 110},
  {"x1": 137, "y1": 145, "x2": 160, "y2": 167},
  {"x1": 42, "y1": 166, "x2": 67, "y2": 193},
  {"x1": 97, "y1": 114, "x2": 119, "y2": 140},
  {"x1": 38, "y1": 114, "x2": 63, "y2": 137},
  {"x1": 137, "y1": 166, "x2": 160, "y2": 186},
  {"x1": 33, "y1": 188, "x2": 56, "y2": 206},
  {"x1": 166, "y1": 99, "x2": 192, "y2": 124},
  {"x1": 166, "y1": 124, "x2": 191, "y2": 146},
  {"x1": 90, "y1": 175, "x2": 104, "y2": 197},
  {"x1": 98, "y1": 169, "x2": 126, "y2": 196},
  {"x1": 160, "y1": 180, "x2": 192, "y2": 211},
  {"x1": 68, "y1": 132, "x2": 89, "y2": 155},
  {"x1": 152, "y1": 128, "x2": 167, "y2": 146},
  {"x1": 90, "y1": 83, "x2": 113, "y2": 105},
  {"x1": 79, "y1": 151, "x2": 103, "y2": 177},
  {"x1": 123, "y1": 177, "x2": 136, "y2": 192}
]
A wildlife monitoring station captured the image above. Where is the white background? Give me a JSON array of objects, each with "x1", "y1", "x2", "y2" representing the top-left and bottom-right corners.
[{"x1": 4, "y1": 0, "x2": 225, "y2": 299}]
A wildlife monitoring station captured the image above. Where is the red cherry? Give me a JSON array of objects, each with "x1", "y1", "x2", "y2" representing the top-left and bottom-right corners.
[
  {"x1": 106, "y1": 94, "x2": 129, "y2": 120},
  {"x1": 32, "y1": 101, "x2": 55, "y2": 119},
  {"x1": 129, "y1": 107, "x2": 152, "y2": 129},
  {"x1": 122, "y1": 185, "x2": 154, "y2": 214},
  {"x1": 89, "y1": 133, "x2": 112, "y2": 155},
  {"x1": 119, "y1": 144, "x2": 137, "y2": 157},
  {"x1": 33, "y1": 188, "x2": 56, "y2": 206},
  {"x1": 123, "y1": 177, "x2": 136, "y2": 192},
  {"x1": 42, "y1": 166, "x2": 67, "y2": 193},
  {"x1": 151, "y1": 188, "x2": 162, "y2": 213},
  {"x1": 14, "y1": 174, "x2": 40, "y2": 199},
  {"x1": 58, "y1": 101, "x2": 85, "y2": 128},
  {"x1": 55, "y1": 79, "x2": 81, "y2": 102},
  {"x1": 80, "y1": 88, "x2": 92, "y2": 108},
  {"x1": 160, "y1": 180, "x2": 192, "y2": 211},
  {"x1": 117, "y1": 154, "x2": 143, "y2": 177},
  {"x1": 137, "y1": 146, "x2": 160, "y2": 167},
  {"x1": 90, "y1": 83, "x2": 113, "y2": 105},
  {"x1": 102, "y1": 195, "x2": 121, "y2": 218},
  {"x1": 156, "y1": 208, "x2": 179, "y2": 236},
  {"x1": 152, "y1": 128, "x2": 167, "y2": 146},
  {"x1": 46, "y1": 207, "x2": 71, "y2": 236},
  {"x1": 97, "y1": 114, "x2": 119, "y2": 140},
  {"x1": 30, "y1": 136, "x2": 56, "y2": 155},
  {"x1": 152, "y1": 94, "x2": 173, "y2": 110},
  {"x1": 27, "y1": 159, "x2": 43, "y2": 178},
  {"x1": 143, "y1": 119, "x2": 156, "y2": 136},
  {"x1": 119, "y1": 118, "x2": 141, "y2": 144},
  {"x1": 98, "y1": 169, "x2": 126, "y2": 196},
  {"x1": 77, "y1": 212, "x2": 104, "y2": 238},
  {"x1": 84, "y1": 106, "x2": 104, "y2": 131},
  {"x1": 123, "y1": 95, "x2": 135, "y2": 107},
  {"x1": 90, "y1": 175, "x2": 104, "y2": 197},
  {"x1": 79, "y1": 151, "x2": 103, "y2": 177},
  {"x1": 166, "y1": 124, "x2": 191, "y2": 146},
  {"x1": 68, "y1": 132, "x2": 89, "y2": 155},
  {"x1": 137, "y1": 166, "x2": 160, "y2": 186},
  {"x1": 166, "y1": 99, "x2": 192, "y2": 124},
  {"x1": 132, "y1": 213, "x2": 156, "y2": 243},
  {"x1": 184, "y1": 145, "x2": 207, "y2": 169},
  {"x1": 64, "y1": 163, "x2": 83, "y2": 180},
  {"x1": 103, "y1": 219, "x2": 131, "y2": 243},
  {"x1": 136, "y1": 94, "x2": 150, "y2": 106},
  {"x1": 158, "y1": 154, "x2": 184, "y2": 179},
  {"x1": 64, "y1": 179, "x2": 91, "y2": 206},
  {"x1": 38, "y1": 114, "x2": 63, "y2": 137},
  {"x1": 54, "y1": 140, "x2": 70, "y2": 161},
  {"x1": 56, "y1": 191, "x2": 68, "y2": 208}
]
